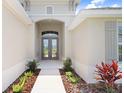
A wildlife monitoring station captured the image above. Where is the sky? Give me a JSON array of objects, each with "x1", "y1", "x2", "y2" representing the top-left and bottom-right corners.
[{"x1": 76, "y1": 0, "x2": 122, "y2": 13}]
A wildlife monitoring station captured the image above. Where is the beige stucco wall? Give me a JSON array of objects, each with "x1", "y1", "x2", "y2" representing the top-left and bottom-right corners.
[
  {"x1": 70, "y1": 17, "x2": 120, "y2": 83},
  {"x1": 2, "y1": 6, "x2": 33, "y2": 90}
]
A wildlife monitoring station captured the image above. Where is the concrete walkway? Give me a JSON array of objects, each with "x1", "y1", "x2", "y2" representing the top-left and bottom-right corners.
[
  {"x1": 31, "y1": 61, "x2": 66, "y2": 93},
  {"x1": 37, "y1": 60, "x2": 63, "y2": 69}
]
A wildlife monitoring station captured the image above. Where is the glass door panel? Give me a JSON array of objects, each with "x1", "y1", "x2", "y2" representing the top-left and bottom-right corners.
[
  {"x1": 42, "y1": 39, "x2": 49, "y2": 59},
  {"x1": 42, "y1": 38, "x2": 58, "y2": 60},
  {"x1": 51, "y1": 39, "x2": 57, "y2": 58}
]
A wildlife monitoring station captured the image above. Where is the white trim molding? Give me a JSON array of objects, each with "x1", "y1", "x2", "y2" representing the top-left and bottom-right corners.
[{"x1": 68, "y1": 8, "x2": 122, "y2": 30}]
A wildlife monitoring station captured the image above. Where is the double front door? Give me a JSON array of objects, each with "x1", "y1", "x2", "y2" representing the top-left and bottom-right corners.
[{"x1": 42, "y1": 37, "x2": 59, "y2": 60}]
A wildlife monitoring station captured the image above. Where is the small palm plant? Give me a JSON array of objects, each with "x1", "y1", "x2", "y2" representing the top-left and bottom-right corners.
[
  {"x1": 26, "y1": 59, "x2": 38, "y2": 72},
  {"x1": 95, "y1": 60, "x2": 122, "y2": 93},
  {"x1": 63, "y1": 58, "x2": 73, "y2": 71}
]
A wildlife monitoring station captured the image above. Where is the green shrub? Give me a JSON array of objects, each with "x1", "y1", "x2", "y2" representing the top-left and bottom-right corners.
[
  {"x1": 12, "y1": 84, "x2": 22, "y2": 93},
  {"x1": 63, "y1": 58, "x2": 72, "y2": 71},
  {"x1": 12, "y1": 70, "x2": 34, "y2": 93},
  {"x1": 24, "y1": 71, "x2": 33, "y2": 77},
  {"x1": 27, "y1": 59, "x2": 38, "y2": 72},
  {"x1": 19, "y1": 76, "x2": 25, "y2": 84},
  {"x1": 66, "y1": 71, "x2": 80, "y2": 84},
  {"x1": 69, "y1": 77, "x2": 80, "y2": 84},
  {"x1": 20, "y1": 77, "x2": 25, "y2": 88},
  {"x1": 12, "y1": 76, "x2": 26, "y2": 93},
  {"x1": 66, "y1": 71, "x2": 73, "y2": 77}
]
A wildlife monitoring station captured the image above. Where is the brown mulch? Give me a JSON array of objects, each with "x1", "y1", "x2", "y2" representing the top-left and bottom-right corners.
[
  {"x1": 59, "y1": 69, "x2": 122, "y2": 93},
  {"x1": 59, "y1": 69, "x2": 86, "y2": 93},
  {"x1": 4, "y1": 69, "x2": 41, "y2": 93}
]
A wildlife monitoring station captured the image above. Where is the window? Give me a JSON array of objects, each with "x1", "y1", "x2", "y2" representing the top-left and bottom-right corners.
[
  {"x1": 105, "y1": 20, "x2": 122, "y2": 65},
  {"x1": 46, "y1": 6, "x2": 53, "y2": 14},
  {"x1": 42, "y1": 33, "x2": 58, "y2": 37},
  {"x1": 105, "y1": 21, "x2": 117, "y2": 62},
  {"x1": 117, "y1": 22, "x2": 122, "y2": 62},
  {"x1": 42, "y1": 31, "x2": 58, "y2": 37}
]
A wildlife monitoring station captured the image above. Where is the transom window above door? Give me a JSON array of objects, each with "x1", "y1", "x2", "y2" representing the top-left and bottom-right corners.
[
  {"x1": 42, "y1": 31, "x2": 58, "y2": 37},
  {"x1": 42, "y1": 33, "x2": 58, "y2": 37}
]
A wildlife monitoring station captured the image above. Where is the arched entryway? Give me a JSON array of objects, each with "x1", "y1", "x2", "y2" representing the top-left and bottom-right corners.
[{"x1": 35, "y1": 19, "x2": 65, "y2": 60}]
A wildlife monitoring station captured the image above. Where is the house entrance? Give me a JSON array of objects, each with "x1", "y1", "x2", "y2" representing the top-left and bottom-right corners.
[{"x1": 42, "y1": 31, "x2": 59, "y2": 60}]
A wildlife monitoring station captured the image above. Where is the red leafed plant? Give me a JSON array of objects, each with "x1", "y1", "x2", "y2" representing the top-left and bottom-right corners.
[{"x1": 95, "y1": 60, "x2": 122, "y2": 92}]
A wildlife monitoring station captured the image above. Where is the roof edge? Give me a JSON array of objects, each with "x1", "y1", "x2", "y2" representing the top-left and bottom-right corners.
[{"x1": 68, "y1": 8, "x2": 122, "y2": 30}]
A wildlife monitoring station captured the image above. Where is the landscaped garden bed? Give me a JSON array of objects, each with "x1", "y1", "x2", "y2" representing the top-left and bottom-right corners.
[
  {"x1": 61, "y1": 58, "x2": 122, "y2": 93},
  {"x1": 3, "y1": 59, "x2": 40, "y2": 93},
  {"x1": 60, "y1": 69, "x2": 122, "y2": 93},
  {"x1": 3, "y1": 69, "x2": 41, "y2": 93},
  {"x1": 60, "y1": 69, "x2": 85, "y2": 93}
]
